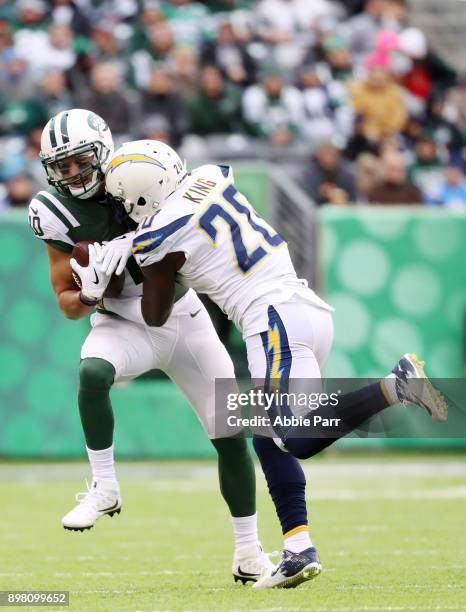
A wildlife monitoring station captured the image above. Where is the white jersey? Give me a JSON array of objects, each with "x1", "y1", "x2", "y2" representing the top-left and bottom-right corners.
[{"x1": 132, "y1": 164, "x2": 332, "y2": 336}]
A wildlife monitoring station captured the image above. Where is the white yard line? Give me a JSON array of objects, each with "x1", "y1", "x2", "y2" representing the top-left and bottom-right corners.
[{"x1": 0, "y1": 460, "x2": 465, "y2": 483}]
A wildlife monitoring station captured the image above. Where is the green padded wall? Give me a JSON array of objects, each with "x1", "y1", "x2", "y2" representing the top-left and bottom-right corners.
[{"x1": 321, "y1": 208, "x2": 466, "y2": 379}]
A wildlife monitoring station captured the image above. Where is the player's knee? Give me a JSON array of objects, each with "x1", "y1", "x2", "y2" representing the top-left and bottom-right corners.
[{"x1": 79, "y1": 358, "x2": 115, "y2": 391}]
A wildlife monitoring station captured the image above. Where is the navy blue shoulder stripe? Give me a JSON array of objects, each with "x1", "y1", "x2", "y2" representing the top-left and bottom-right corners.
[
  {"x1": 133, "y1": 214, "x2": 193, "y2": 255},
  {"x1": 217, "y1": 165, "x2": 230, "y2": 178}
]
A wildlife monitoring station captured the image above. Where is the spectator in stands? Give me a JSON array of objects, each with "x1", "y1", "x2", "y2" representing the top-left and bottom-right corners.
[
  {"x1": 170, "y1": 46, "x2": 200, "y2": 97},
  {"x1": 300, "y1": 141, "x2": 357, "y2": 205},
  {"x1": 0, "y1": 173, "x2": 35, "y2": 208},
  {"x1": 201, "y1": 18, "x2": 256, "y2": 86},
  {"x1": 255, "y1": 0, "x2": 298, "y2": 44},
  {"x1": 50, "y1": 0, "x2": 92, "y2": 37},
  {"x1": 427, "y1": 161, "x2": 466, "y2": 209},
  {"x1": 344, "y1": 114, "x2": 379, "y2": 161},
  {"x1": 65, "y1": 41, "x2": 95, "y2": 95},
  {"x1": 189, "y1": 65, "x2": 241, "y2": 135},
  {"x1": 383, "y1": 0, "x2": 408, "y2": 27},
  {"x1": 13, "y1": 0, "x2": 48, "y2": 32},
  {"x1": 242, "y1": 66, "x2": 303, "y2": 138},
  {"x1": 0, "y1": 127, "x2": 47, "y2": 191},
  {"x1": 141, "y1": 66, "x2": 188, "y2": 146},
  {"x1": 396, "y1": 27, "x2": 457, "y2": 113},
  {"x1": 162, "y1": 0, "x2": 210, "y2": 48},
  {"x1": 17, "y1": 23, "x2": 76, "y2": 71},
  {"x1": 424, "y1": 92, "x2": 464, "y2": 158},
  {"x1": 0, "y1": 53, "x2": 34, "y2": 102},
  {"x1": 321, "y1": 36, "x2": 354, "y2": 82},
  {"x1": 139, "y1": 115, "x2": 172, "y2": 145},
  {"x1": 76, "y1": 62, "x2": 134, "y2": 137},
  {"x1": 401, "y1": 114, "x2": 424, "y2": 156},
  {"x1": 407, "y1": 133, "x2": 444, "y2": 202},
  {"x1": 130, "y1": 2, "x2": 164, "y2": 53},
  {"x1": 338, "y1": 0, "x2": 388, "y2": 63},
  {"x1": 299, "y1": 64, "x2": 353, "y2": 148},
  {"x1": 356, "y1": 153, "x2": 382, "y2": 202},
  {"x1": 445, "y1": 72, "x2": 466, "y2": 137},
  {"x1": 0, "y1": 19, "x2": 13, "y2": 56},
  {"x1": 91, "y1": 21, "x2": 123, "y2": 64},
  {"x1": 349, "y1": 52, "x2": 407, "y2": 141},
  {"x1": 0, "y1": 96, "x2": 48, "y2": 136},
  {"x1": 39, "y1": 69, "x2": 73, "y2": 118},
  {"x1": 368, "y1": 152, "x2": 422, "y2": 204},
  {"x1": 130, "y1": 21, "x2": 176, "y2": 89}
]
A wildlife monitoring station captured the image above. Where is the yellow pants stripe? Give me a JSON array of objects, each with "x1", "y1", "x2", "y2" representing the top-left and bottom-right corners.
[{"x1": 284, "y1": 524, "x2": 309, "y2": 539}]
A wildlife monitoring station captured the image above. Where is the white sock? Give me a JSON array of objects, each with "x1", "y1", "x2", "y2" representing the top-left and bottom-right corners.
[
  {"x1": 232, "y1": 514, "x2": 259, "y2": 550},
  {"x1": 86, "y1": 445, "x2": 116, "y2": 481},
  {"x1": 382, "y1": 375, "x2": 398, "y2": 405},
  {"x1": 284, "y1": 527, "x2": 312, "y2": 553}
]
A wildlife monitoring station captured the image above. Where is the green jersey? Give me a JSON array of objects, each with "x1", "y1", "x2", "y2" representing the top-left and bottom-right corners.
[
  {"x1": 28, "y1": 187, "x2": 144, "y2": 298},
  {"x1": 28, "y1": 188, "x2": 188, "y2": 303}
]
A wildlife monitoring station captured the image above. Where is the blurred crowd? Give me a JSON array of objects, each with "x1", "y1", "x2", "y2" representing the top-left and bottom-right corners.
[{"x1": 1, "y1": 0, "x2": 466, "y2": 211}]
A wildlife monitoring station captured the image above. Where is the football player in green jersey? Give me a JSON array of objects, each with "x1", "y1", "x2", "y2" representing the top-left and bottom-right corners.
[{"x1": 28, "y1": 109, "x2": 273, "y2": 583}]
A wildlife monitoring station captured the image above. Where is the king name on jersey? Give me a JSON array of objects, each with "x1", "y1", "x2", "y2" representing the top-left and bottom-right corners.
[{"x1": 182, "y1": 177, "x2": 217, "y2": 204}]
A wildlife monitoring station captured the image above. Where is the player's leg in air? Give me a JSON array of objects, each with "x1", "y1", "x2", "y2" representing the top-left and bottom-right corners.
[
  {"x1": 254, "y1": 302, "x2": 447, "y2": 462},
  {"x1": 247, "y1": 298, "x2": 447, "y2": 589}
]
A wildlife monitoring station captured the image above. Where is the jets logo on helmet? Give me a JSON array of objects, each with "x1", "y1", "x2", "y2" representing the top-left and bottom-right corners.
[
  {"x1": 87, "y1": 112, "x2": 109, "y2": 135},
  {"x1": 40, "y1": 108, "x2": 114, "y2": 200},
  {"x1": 105, "y1": 140, "x2": 188, "y2": 222}
]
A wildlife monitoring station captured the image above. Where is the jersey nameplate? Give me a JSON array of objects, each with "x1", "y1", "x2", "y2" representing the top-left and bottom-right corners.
[{"x1": 182, "y1": 178, "x2": 217, "y2": 204}]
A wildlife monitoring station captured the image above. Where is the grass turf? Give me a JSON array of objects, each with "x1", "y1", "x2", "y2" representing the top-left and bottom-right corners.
[{"x1": 0, "y1": 455, "x2": 465, "y2": 611}]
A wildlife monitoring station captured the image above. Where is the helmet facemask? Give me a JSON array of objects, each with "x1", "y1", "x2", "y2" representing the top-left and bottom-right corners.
[{"x1": 41, "y1": 141, "x2": 112, "y2": 199}]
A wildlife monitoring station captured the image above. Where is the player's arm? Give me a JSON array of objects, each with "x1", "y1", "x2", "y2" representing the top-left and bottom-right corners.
[
  {"x1": 140, "y1": 252, "x2": 186, "y2": 327},
  {"x1": 46, "y1": 244, "x2": 94, "y2": 320}
]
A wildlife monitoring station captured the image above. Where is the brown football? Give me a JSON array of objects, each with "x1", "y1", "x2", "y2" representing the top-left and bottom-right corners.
[{"x1": 71, "y1": 240, "x2": 125, "y2": 299}]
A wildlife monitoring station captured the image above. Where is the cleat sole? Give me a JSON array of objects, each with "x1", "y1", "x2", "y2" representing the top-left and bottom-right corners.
[
  {"x1": 233, "y1": 574, "x2": 257, "y2": 585},
  {"x1": 407, "y1": 353, "x2": 448, "y2": 422},
  {"x1": 278, "y1": 563, "x2": 322, "y2": 589},
  {"x1": 63, "y1": 525, "x2": 93, "y2": 532}
]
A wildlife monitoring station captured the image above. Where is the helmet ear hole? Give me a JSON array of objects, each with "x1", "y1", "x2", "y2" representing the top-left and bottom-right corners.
[{"x1": 137, "y1": 197, "x2": 146, "y2": 207}]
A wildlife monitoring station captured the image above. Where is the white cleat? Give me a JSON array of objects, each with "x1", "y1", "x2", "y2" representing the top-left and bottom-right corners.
[
  {"x1": 62, "y1": 478, "x2": 121, "y2": 531},
  {"x1": 232, "y1": 543, "x2": 275, "y2": 585},
  {"x1": 391, "y1": 353, "x2": 448, "y2": 422}
]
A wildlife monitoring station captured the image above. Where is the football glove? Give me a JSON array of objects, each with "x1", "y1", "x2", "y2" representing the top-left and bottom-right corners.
[
  {"x1": 70, "y1": 243, "x2": 111, "y2": 301},
  {"x1": 95, "y1": 232, "x2": 135, "y2": 276}
]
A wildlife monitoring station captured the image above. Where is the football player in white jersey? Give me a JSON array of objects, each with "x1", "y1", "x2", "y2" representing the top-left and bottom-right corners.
[
  {"x1": 103, "y1": 139, "x2": 447, "y2": 589},
  {"x1": 28, "y1": 110, "x2": 273, "y2": 585}
]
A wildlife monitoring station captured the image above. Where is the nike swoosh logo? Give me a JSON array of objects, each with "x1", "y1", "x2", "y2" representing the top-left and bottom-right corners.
[
  {"x1": 91, "y1": 268, "x2": 99, "y2": 284},
  {"x1": 99, "y1": 500, "x2": 119, "y2": 513},
  {"x1": 30, "y1": 207, "x2": 39, "y2": 214},
  {"x1": 190, "y1": 308, "x2": 202, "y2": 318},
  {"x1": 236, "y1": 566, "x2": 260, "y2": 578},
  {"x1": 139, "y1": 256, "x2": 149, "y2": 264}
]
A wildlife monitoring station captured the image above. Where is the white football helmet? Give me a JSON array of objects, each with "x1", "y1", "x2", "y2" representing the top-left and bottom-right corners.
[
  {"x1": 40, "y1": 108, "x2": 114, "y2": 199},
  {"x1": 105, "y1": 140, "x2": 188, "y2": 222}
]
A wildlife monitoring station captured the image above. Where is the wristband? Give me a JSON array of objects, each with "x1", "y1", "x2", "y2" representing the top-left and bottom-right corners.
[{"x1": 79, "y1": 292, "x2": 99, "y2": 306}]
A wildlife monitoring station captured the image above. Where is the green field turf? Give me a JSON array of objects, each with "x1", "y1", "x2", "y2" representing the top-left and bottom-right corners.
[{"x1": 0, "y1": 454, "x2": 465, "y2": 612}]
